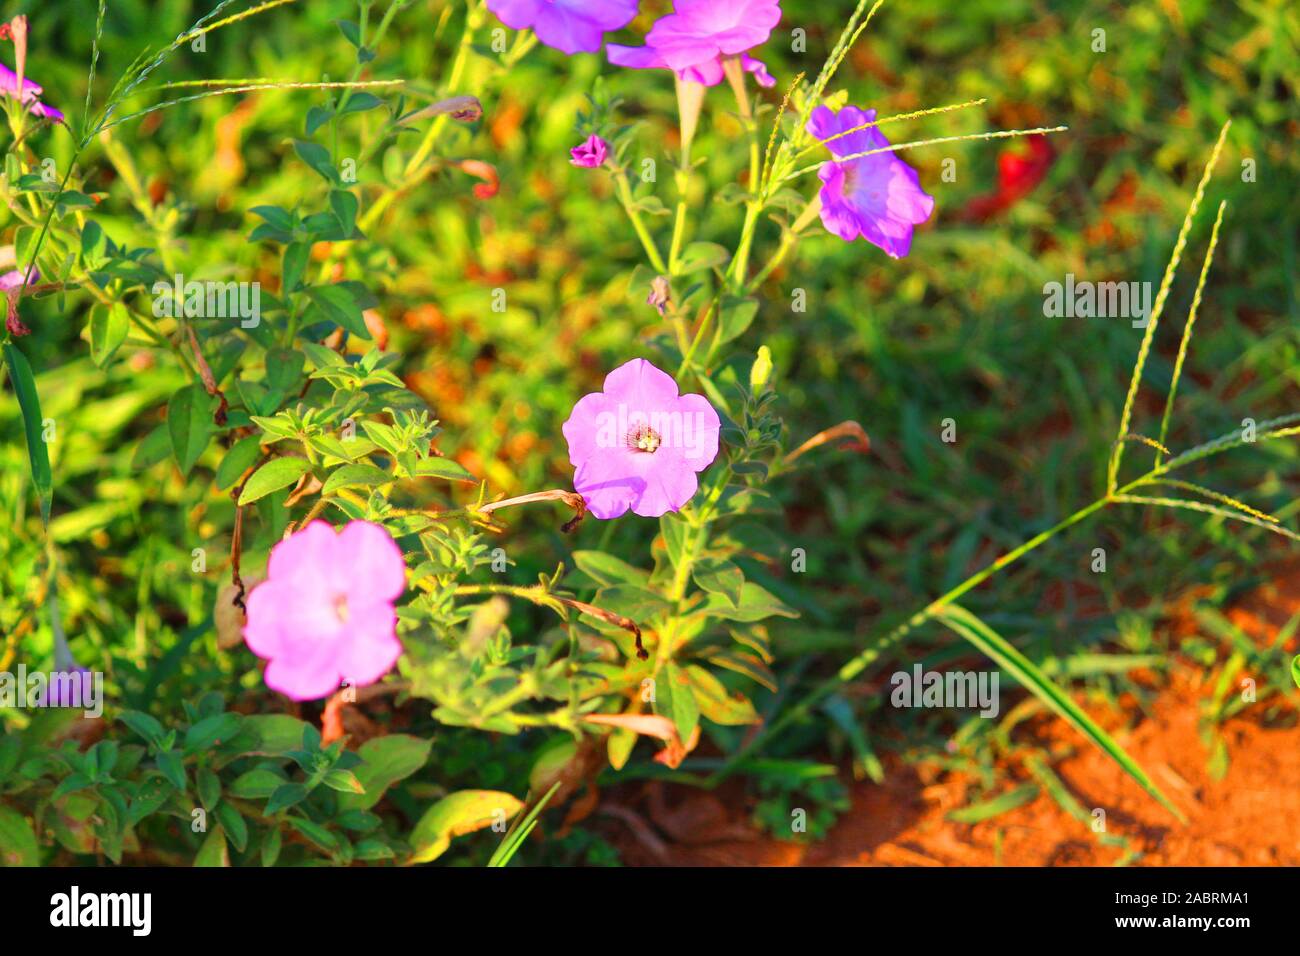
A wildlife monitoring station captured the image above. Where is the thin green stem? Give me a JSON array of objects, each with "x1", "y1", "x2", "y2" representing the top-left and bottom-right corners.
[
  {"x1": 404, "y1": 0, "x2": 481, "y2": 178},
  {"x1": 613, "y1": 169, "x2": 669, "y2": 274}
]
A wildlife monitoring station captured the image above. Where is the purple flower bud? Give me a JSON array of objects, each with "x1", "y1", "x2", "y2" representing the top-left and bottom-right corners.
[{"x1": 570, "y1": 134, "x2": 610, "y2": 169}]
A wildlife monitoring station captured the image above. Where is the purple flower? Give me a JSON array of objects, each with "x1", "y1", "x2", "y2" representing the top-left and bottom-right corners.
[
  {"x1": 570, "y1": 134, "x2": 610, "y2": 168},
  {"x1": 486, "y1": 0, "x2": 640, "y2": 55},
  {"x1": 0, "y1": 63, "x2": 64, "y2": 122},
  {"x1": 806, "y1": 104, "x2": 934, "y2": 258},
  {"x1": 243, "y1": 520, "x2": 406, "y2": 701},
  {"x1": 562, "y1": 358, "x2": 721, "y2": 519},
  {"x1": 44, "y1": 669, "x2": 93, "y2": 708},
  {"x1": 0, "y1": 265, "x2": 38, "y2": 290},
  {"x1": 2, "y1": 266, "x2": 36, "y2": 335},
  {"x1": 608, "y1": 0, "x2": 781, "y2": 88}
]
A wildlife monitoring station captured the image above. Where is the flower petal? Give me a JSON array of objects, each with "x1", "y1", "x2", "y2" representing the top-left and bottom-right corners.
[
  {"x1": 335, "y1": 603, "x2": 403, "y2": 687},
  {"x1": 336, "y1": 520, "x2": 406, "y2": 603}
]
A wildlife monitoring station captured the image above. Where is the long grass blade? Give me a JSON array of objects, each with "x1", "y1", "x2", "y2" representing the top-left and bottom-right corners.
[
  {"x1": 1108, "y1": 119, "x2": 1230, "y2": 492},
  {"x1": 1138, "y1": 478, "x2": 1279, "y2": 523},
  {"x1": 935, "y1": 604, "x2": 1186, "y2": 822},
  {"x1": 486, "y1": 781, "x2": 561, "y2": 867},
  {"x1": 1114, "y1": 494, "x2": 1300, "y2": 544}
]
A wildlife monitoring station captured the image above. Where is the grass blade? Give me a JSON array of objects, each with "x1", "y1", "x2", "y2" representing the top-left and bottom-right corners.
[
  {"x1": 1109, "y1": 119, "x2": 1230, "y2": 492},
  {"x1": 486, "y1": 781, "x2": 561, "y2": 868},
  {"x1": 935, "y1": 604, "x2": 1185, "y2": 822},
  {"x1": 1156, "y1": 200, "x2": 1228, "y2": 462}
]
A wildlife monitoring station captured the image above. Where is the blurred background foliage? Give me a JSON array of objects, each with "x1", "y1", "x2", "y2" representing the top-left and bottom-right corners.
[{"x1": 1, "y1": 0, "x2": 1297, "y2": 863}]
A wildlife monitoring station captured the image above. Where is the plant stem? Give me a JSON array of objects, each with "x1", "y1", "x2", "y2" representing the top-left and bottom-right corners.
[
  {"x1": 404, "y1": 0, "x2": 480, "y2": 179},
  {"x1": 613, "y1": 168, "x2": 669, "y2": 274}
]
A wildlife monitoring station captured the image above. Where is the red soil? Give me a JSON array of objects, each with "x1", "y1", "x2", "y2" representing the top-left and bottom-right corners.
[{"x1": 603, "y1": 571, "x2": 1300, "y2": 867}]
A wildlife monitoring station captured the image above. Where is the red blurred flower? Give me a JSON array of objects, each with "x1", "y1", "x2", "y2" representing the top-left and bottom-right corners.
[{"x1": 962, "y1": 134, "x2": 1055, "y2": 222}]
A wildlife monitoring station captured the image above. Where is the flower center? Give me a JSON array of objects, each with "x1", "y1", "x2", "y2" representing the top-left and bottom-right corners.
[
  {"x1": 627, "y1": 424, "x2": 662, "y2": 454},
  {"x1": 333, "y1": 593, "x2": 350, "y2": 624}
]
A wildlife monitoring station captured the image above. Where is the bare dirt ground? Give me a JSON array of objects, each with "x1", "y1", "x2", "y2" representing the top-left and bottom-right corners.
[{"x1": 601, "y1": 571, "x2": 1300, "y2": 867}]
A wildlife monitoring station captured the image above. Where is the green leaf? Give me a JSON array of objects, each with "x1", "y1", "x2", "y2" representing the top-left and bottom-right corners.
[
  {"x1": 409, "y1": 790, "x2": 523, "y2": 864},
  {"x1": 287, "y1": 817, "x2": 337, "y2": 852},
  {"x1": 214, "y1": 802, "x2": 248, "y2": 853},
  {"x1": 3, "y1": 344, "x2": 53, "y2": 523},
  {"x1": 167, "y1": 384, "x2": 217, "y2": 476},
  {"x1": 264, "y1": 347, "x2": 306, "y2": 396},
  {"x1": 698, "y1": 582, "x2": 797, "y2": 623},
  {"x1": 936, "y1": 604, "x2": 1185, "y2": 822},
  {"x1": 338, "y1": 734, "x2": 432, "y2": 811},
  {"x1": 591, "y1": 585, "x2": 671, "y2": 621},
  {"x1": 0, "y1": 804, "x2": 40, "y2": 866},
  {"x1": 716, "y1": 295, "x2": 759, "y2": 345},
  {"x1": 338, "y1": 92, "x2": 384, "y2": 116},
  {"x1": 229, "y1": 768, "x2": 286, "y2": 799},
  {"x1": 241, "y1": 714, "x2": 314, "y2": 755},
  {"x1": 412, "y1": 456, "x2": 476, "y2": 482},
  {"x1": 1291, "y1": 654, "x2": 1300, "y2": 691},
  {"x1": 305, "y1": 105, "x2": 333, "y2": 137},
  {"x1": 660, "y1": 513, "x2": 689, "y2": 569},
  {"x1": 685, "y1": 665, "x2": 759, "y2": 725},
  {"x1": 305, "y1": 284, "x2": 370, "y2": 339},
  {"x1": 196, "y1": 767, "x2": 221, "y2": 810},
  {"x1": 353, "y1": 838, "x2": 395, "y2": 860},
  {"x1": 654, "y1": 662, "x2": 699, "y2": 742},
  {"x1": 572, "y1": 551, "x2": 650, "y2": 588},
  {"x1": 215, "y1": 435, "x2": 262, "y2": 491},
  {"x1": 81, "y1": 220, "x2": 107, "y2": 267},
  {"x1": 329, "y1": 190, "x2": 359, "y2": 235},
  {"x1": 89, "y1": 302, "x2": 130, "y2": 367},
  {"x1": 118, "y1": 710, "x2": 165, "y2": 746},
  {"x1": 282, "y1": 241, "x2": 310, "y2": 293},
  {"x1": 194, "y1": 827, "x2": 229, "y2": 867},
  {"x1": 335, "y1": 809, "x2": 381, "y2": 832},
  {"x1": 293, "y1": 140, "x2": 339, "y2": 184},
  {"x1": 0, "y1": 736, "x2": 20, "y2": 784},
  {"x1": 260, "y1": 826, "x2": 282, "y2": 867},
  {"x1": 264, "y1": 783, "x2": 309, "y2": 815},
  {"x1": 184, "y1": 713, "x2": 243, "y2": 754},
  {"x1": 238, "y1": 457, "x2": 312, "y2": 504},
  {"x1": 321, "y1": 462, "x2": 392, "y2": 495},
  {"x1": 335, "y1": 19, "x2": 362, "y2": 47},
  {"x1": 155, "y1": 750, "x2": 186, "y2": 791},
  {"x1": 692, "y1": 556, "x2": 745, "y2": 607},
  {"x1": 677, "y1": 241, "x2": 730, "y2": 274},
  {"x1": 131, "y1": 423, "x2": 173, "y2": 471},
  {"x1": 323, "y1": 770, "x2": 365, "y2": 794}
]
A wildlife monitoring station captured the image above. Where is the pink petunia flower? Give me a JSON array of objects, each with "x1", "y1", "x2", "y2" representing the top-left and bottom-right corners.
[
  {"x1": 486, "y1": 0, "x2": 640, "y2": 56},
  {"x1": 607, "y1": 0, "x2": 781, "y2": 88},
  {"x1": 806, "y1": 104, "x2": 935, "y2": 258},
  {"x1": 243, "y1": 520, "x2": 406, "y2": 702},
  {"x1": 0, "y1": 265, "x2": 37, "y2": 290},
  {"x1": 570, "y1": 134, "x2": 610, "y2": 168},
  {"x1": 562, "y1": 358, "x2": 721, "y2": 519},
  {"x1": 0, "y1": 63, "x2": 64, "y2": 123}
]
